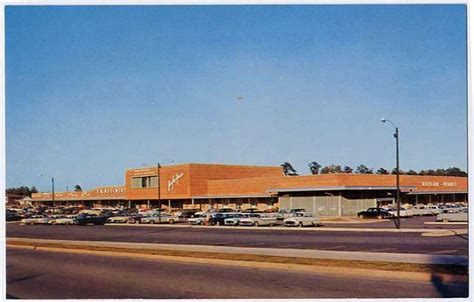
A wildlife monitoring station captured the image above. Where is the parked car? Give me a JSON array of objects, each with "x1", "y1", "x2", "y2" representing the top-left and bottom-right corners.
[
  {"x1": 210, "y1": 212, "x2": 240, "y2": 226},
  {"x1": 241, "y1": 208, "x2": 263, "y2": 214},
  {"x1": 21, "y1": 215, "x2": 50, "y2": 225},
  {"x1": 141, "y1": 213, "x2": 179, "y2": 224},
  {"x1": 6, "y1": 211, "x2": 22, "y2": 221},
  {"x1": 357, "y1": 208, "x2": 393, "y2": 219},
  {"x1": 427, "y1": 205, "x2": 441, "y2": 215},
  {"x1": 239, "y1": 213, "x2": 278, "y2": 226},
  {"x1": 410, "y1": 204, "x2": 433, "y2": 216},
  {"x1": 48, "y1": 215, "x2": 78, "y2": 225},
  {"x1": 275, "y1": 208, "x2": 307, "y2": 220},
  {"x1": 179, "y1": 209, "x2": 199, "y2": 218},
  {"x1": 437, "y1": 208, "x2": 468, "y2": 222},
  {"x1": 284, "y1": 212, "x2": 321, "y2": 227},
  {"x1": 76, "y1": 214, "x2": 108, "y2": 225},
  {"x1": 224, "y1": 213, "x2": 249, "y2": 226},
  {"x1": 385, "y1": 207, "x2": 413, "y2": 217},
  {"x1": 127, "y1": 214, "x2": 145, "y2": 224},
  {"x1": 217, "y1": 208, "x2": 237, "y2": 213},
  {"x1": 188, "y1": 214, "x2": 207, "y2": 225},
  {"x1": 106, "y1": 215, "x2": 132, "y2": 223},
  {"x1": 194, "y1": 209, "x2": 217, "y2": 217}
]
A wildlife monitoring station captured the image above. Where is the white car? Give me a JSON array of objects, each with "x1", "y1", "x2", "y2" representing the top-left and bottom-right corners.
[
  {"x1": 239, "y1": 213, "x2": 277, "y2": 227},
  {"x1": 224, "y1": 213, "x2": 250, "y2": 226},
  {"x1": 437, "y1": 208, "x2": 468, "y2": 222},
  {"x1": 48, "y1": 215, "x2": 77, "y2": 225},
  {"x1": 21, "y1": 215, "x2": 50, "y2": 225},
  {"x1": 106, "y1": 216, "x2": 131, "y2": 223},
  {"x1": 426, "y1": 205, "x2": 441, "y2": 215},
  {"x1": 410, "y1": 204, "x2": 433, "y2": 216},
  {"x1": 141, "y1": 214, "x2": 179, "y2": 224},
  {"x1": 188, "y1": 214, "x2": 206, "y2": 225},
  {"x1": 284, "y1": 212, "x2": 321, "y2": 227},
  {"x1": 386, "y1": 207, "x2": 413, "y2": 217}
]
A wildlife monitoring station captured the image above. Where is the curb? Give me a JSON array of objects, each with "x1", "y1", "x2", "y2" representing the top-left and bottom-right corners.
[
  {"x1": 424, "y1": 222, "x2": 468, "y2": 225},
  {"x1": 6, "y1": 243, "x2": 468, "y2": 284}
]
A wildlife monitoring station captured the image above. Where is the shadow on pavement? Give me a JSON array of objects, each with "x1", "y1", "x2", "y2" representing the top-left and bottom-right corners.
[{"x1": 431, "y1": 273, "x2": 468, "y2": 298}]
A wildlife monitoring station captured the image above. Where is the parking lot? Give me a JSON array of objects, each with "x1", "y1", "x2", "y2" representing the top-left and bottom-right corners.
[{"x1": 6, "y1": 220, "x2": 468, "y2": 255}]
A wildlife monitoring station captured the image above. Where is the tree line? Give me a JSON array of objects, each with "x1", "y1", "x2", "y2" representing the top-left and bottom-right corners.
[
  {"x1": 6, "y1": 184, "x2": 83, "y2": 197},
  {"x1": 281, "y1": 162, "x2": 468, "y2": 177}
]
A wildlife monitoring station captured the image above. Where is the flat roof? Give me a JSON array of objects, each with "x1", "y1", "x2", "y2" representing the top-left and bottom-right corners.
[
  {"x1": 192, "y1": 194, "x2": 272, "y2": 199},
  {"x1": 407, "y1": 191, "x2": 468, "y2": 195},
  {"x1": 266, "y1": 186, "x2": 417, "y2": 193}
]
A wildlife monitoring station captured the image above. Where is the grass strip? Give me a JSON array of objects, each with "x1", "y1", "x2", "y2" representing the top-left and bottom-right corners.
[{"x1": 7, "y1": 240, "x2": 467, "y2": 276}]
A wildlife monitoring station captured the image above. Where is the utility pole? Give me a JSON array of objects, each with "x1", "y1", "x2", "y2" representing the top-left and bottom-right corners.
[
  {"x1": 381, "y1": 118, "x2": 401, "y2": 229},
  {"x1": 157, "y1": 162, "x2": 161, "y2": 224}
]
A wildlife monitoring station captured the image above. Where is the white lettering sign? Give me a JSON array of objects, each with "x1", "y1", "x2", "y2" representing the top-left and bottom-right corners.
[
  {"x1": 421, "y1": 181, "x2": 457, "y2": 187},
  {"x1": 168, "y1": 173, "x2": 184, "y2": 191}
]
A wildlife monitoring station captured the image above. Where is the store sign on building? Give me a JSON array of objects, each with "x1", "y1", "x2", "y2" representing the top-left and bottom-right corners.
[
  {"x1": 168, "y1": 173, "x2": 184, "y2": 191},
  {"x1": 421, "y1": 181, "x2": 457, "y2": 187}
]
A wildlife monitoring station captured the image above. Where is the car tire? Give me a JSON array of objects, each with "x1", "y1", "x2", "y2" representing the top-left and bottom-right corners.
[
  {"x1": 150, "y1": 220, "x2": 155, "y2": 224},
  {"x1": 169, "y1": 220, "x2": 175, "y2": 224},
  {"x1": 298, "y1": 222, "x2": 303, "y2": 227},
  {"x1": 358, "y1": 214, "x2": 364, "y2": 219},
  {"x1": 377, "y1": 215, "x2": 383, "y2": 220},
  {"x1": 443, "y1": 218, "x2": 449, "y2": 223},
  {"x1": 254, "y1": 222, "x2": 259, "y2": 227}
]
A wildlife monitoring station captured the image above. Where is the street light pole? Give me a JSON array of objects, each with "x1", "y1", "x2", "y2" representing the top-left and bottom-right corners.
[
  {"x1": 381, "y1": 118, "x2": 401, "y2": 229},
  {"x1": 52, "y1": 177, "x2": 55, "y2": 207},
  {"x1": 157, "y1": 162, "x2": 161, "y2": 224}
]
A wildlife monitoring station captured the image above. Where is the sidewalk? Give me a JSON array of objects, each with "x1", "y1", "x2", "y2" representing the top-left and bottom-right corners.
[{"x1": 7, "y1": 237, "x2": 468, "y2": 266}]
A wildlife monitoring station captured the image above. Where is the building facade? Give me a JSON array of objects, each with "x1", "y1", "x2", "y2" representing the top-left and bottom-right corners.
[{"x1": 31, "y1": 163, "x2": 468, "y2": 216}]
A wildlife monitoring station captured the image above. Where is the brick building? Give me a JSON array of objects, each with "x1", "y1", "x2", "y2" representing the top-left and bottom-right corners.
[{"x1": 31, "y1": 163, "x2": 468, "y2": 216}]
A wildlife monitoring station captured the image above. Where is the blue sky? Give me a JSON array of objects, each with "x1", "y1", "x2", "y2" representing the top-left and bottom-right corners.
[{"x1": 6, "y1": 5, "x2": 467, "y2": 191}]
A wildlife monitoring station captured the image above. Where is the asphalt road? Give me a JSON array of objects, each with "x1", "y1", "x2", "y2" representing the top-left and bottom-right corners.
[
  {"x1": 6, "y1": 247, "x2": 468, "y2": 299},
  {"x1": 7, "y1": 223, "x2": 468, "y2": 255},
  {"x1": 326, "y1": 216, "x2": 468, "y2": 229}
]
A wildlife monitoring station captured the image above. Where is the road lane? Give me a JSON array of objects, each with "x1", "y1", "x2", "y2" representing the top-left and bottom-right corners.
[
  {"x1": 6, "y1": 223, "x2": 468, "y2": 255},
  {"x1": 6, "y1": 247, "x2": 468, "y2": 299}
]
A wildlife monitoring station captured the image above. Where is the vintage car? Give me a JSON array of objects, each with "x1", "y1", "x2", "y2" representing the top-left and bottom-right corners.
[
  {"x1": 224, "y1": 213, "x2": 250, "y2": 226},
  {"x1": 283, "y1": 212, "x2": 321, "y2": 227},
  {"x1": 141, "y1": 213, "x2": 179, "y2": 224},
  {"x1": 239, "y1": 213, "x2": 278, "y2": 226},
  {"x1": 76, "y1": 214, "x2": 108, "y2": 225},
  {"x1": 6, "y1": 211, "x2": 22, "y2": 221},
  {"x1": 188, "y1": 214, "x2": 207, "y2": 225},
  {"x1": 179, "y1": 209, "x2": 199, "y2": 218},
  {"x1": 21, "y1": 215, "x2": 50, "y2": 225},
  {"x1": 436, "y1": 207, "x2": 468, "y2": 222},
  {"x1": 48, "y1": 215, "x2": 78, "y2": 225},
  {"x1": 385, "y1": 207, "x2": 413, "y2": 217},
  {"x1": 210, "y1": 212, "x2": 241, "y2": 226},
  {"x1": 357, "y1": 208, "x2": 393, "y2": 219},
  {"x1": 106, "y1": 215, "x2": 132, "y2": 223},
  {"x1": 275, "y1": 208, "x2": 307, "y2": 220},
  {"x1": 410, "y1": 204, "x2": 434, "y2": 216}
]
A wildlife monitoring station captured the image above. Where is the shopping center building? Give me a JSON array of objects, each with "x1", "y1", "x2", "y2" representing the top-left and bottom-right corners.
[{"x1": 31, "y1": 163, "x2": 468, "y2": 216}]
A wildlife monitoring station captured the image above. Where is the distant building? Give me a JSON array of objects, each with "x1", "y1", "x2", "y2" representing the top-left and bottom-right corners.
[
  {"x1": 6, "y1": 193, "x2": 28, "y2": 206},
  {"x1": 31, "y1": 163, "x2": 468, "y2": 216}
]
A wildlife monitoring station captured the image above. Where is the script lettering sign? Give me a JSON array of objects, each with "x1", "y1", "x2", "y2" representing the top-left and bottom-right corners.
[{"x1": 168, "y1": 173, "x2": 184, "y2": 191}]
